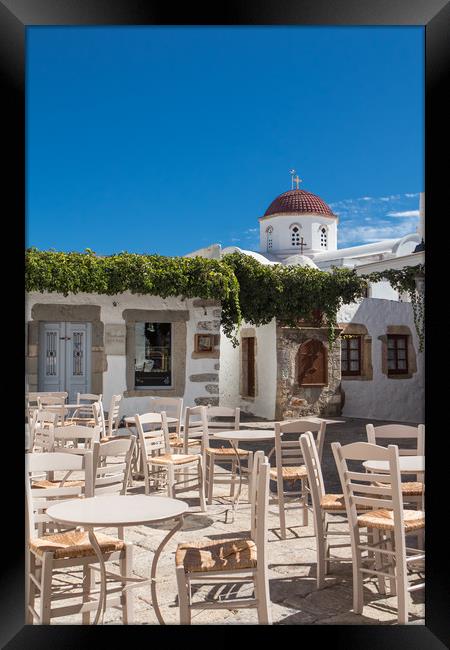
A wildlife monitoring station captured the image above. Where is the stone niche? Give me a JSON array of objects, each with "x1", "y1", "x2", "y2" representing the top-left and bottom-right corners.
[{"x1": 275, "y1": 322, "x2": 342, "y2": 420}]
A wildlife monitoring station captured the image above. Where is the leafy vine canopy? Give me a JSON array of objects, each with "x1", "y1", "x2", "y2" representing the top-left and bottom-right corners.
[
  {"x1": 26, "y1": 248, "x2": 422, "y2": 348},
  {"x1": 363, "y1": 264, "x2": 425, "y2": 352}
]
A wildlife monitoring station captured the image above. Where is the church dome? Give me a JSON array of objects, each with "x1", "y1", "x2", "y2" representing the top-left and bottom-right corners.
[
  {"x1": 283, "y1": 254, "x2": 319, "y2": 269},
  {"x1": 263, "y1": 189, "x2": 336, "y2": 218}
]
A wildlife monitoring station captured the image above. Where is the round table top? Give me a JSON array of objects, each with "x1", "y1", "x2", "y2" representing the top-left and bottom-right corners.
[
  {"x1": 47, "y1": 495, "x2": 188, "y2": 527},
  {"x1": 124, "y1": 413, "x2": 178, "y2": 426},
  {"x1": 239, "y1": 417, "x2": 345, "y2": 429},
  {"x1": 213, "y1": 429, "x2": 278, "y2": 442},
  {"x1": 363, "y1": 455, "x2": 424, "y2": 474}
]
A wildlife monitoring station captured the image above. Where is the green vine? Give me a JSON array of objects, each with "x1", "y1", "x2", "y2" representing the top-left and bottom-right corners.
[
  {"x1": 362, "y1": 264, "x2": 425, "y2": 352},
  {"x1": 25, "y1": 248, "x2": 368, "y2": 348},
  {"x1": 25, "y1": 248, "x2": 242, "y2": 343},
  {"x1": 222, "y1": 252, "x2": 367, "y2": 348}
]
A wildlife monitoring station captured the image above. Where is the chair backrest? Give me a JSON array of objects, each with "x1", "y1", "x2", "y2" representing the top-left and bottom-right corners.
[
  {"x1": 135, "y1": 411, "x2": 170, "y2": 459},
  {"x1": 92, "y1": 400, "x2": 107, "y2": 436},
  {"x1": 27, "y1": 392, "x2": 67, "y2": 421},
  {"x1": 28, "y1": 391, "x2": 68, "y2": 405},
  {"x1": 299, "y1": 431, "x2": 326, "y2": 513},
  {"x1": 53, "y1": 425, "x2": 102, "y2": 454},
  {"x1": 36, "y1": 395, "x2": 67, "y2": 425},
  {"x1": 92, "y1": 438, "x2": 135, "y2": 495},
  {"x1": 106, "y1": 394, "x2": 122, "y2": 436},
  {"x1": 26, "y1": 451, "x2": 94, "y2": 537},
  {"x1": 77, "y1": 392, "x2": 103, "y2": 404},
  {"x1": 273, "y1": 419, "x2": 327, "y2": 472},
  {"x1": 73, "y1": 393, "x2": 103, "y2": 420},
  {"x1": 249, "y1": 451, "x2": 270, "y2": 565},
  {"x1": 148, "y1": 397, "x2": 183, "y2": 435},
  {"x1": 183, "y1": 406, "x2": 209, "y2": 449},
  {"x1": 331, "y1": 441, "x2": 407, "y2": 557},
  {"x1": 366, "y1": 424, "x2": 425, "y2": 456},
  {"x1": 32, "y1": 410, "x2": 58, "y2": 452},
  {"x1": 207, "y1": 406, "x2": 240, "y2": 432}
]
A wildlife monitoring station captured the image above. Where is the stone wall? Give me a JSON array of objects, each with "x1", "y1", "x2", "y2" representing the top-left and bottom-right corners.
[
  {"x1": 275, "y1": 323, "x2": 342, "y2": 419},
  {"x1": 189, "y1": 299, "x2": 221, "y2": 406}
]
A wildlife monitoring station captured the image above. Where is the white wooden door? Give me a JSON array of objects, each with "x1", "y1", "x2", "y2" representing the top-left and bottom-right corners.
[{"x1": 38, "y1": 322, "x2": 91, "y2": 402}]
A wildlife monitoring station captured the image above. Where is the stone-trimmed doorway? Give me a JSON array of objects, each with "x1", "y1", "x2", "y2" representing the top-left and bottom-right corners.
[{"x1": 27, "y1": 304, "x2": 105, "y2": 395}]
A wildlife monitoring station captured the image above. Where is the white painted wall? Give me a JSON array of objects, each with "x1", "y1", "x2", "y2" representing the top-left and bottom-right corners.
[
  {"x1": 369, "y1": 280, "x2": 398, "y2": 300},
  {"x1": 218, "y1": 326, "x2": 240, "y2": 410},
  {"x1": 338, "y1": 298, "x2": 424, "y2": 423},
  {"x1": 219, "y1": 319, "x2": 277, "y2": 420},
  {"x1": 26, "y1": 291, "x2": 221, "y2": 419},
  {"x1": 259, "y1": 214, "x2": 337, "y2": 255}
]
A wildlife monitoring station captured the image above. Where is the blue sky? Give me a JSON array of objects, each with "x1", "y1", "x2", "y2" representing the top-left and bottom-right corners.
[{"x1": 26, "y1": 26, "x2": 424, "y2": 256}]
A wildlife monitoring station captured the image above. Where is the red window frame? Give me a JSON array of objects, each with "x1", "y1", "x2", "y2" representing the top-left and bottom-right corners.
[
  {"x1": 387, "y1": 334, "x2": 409, "y2": 375},
  {"x1": 341, "y1": 335, "x2": 362, "y2": 376}
]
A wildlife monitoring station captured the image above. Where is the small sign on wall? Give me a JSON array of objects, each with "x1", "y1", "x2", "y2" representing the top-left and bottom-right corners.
[
  {"x1": 195, "y1": 333, "x2": 214, "y2": 353},
  {"x1": 105, "y1": 324, "x2": 126, "y2": 355}
]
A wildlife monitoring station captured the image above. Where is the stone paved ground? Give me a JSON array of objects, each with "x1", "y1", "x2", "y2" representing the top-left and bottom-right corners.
[{"x1": 42, "y1": 417, "x2": 425, "y2": 625}]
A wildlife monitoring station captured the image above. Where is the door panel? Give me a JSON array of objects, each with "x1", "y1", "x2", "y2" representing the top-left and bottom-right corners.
[
  {"x1": 66, "y1": 323, "x2": 91, "y2": 402},
  {"x1": 38, "y1": 322, "x2": 91, "y2": 401},
  {"x1": 39, "y1": 323, "x2": 65, "y2": 393}
]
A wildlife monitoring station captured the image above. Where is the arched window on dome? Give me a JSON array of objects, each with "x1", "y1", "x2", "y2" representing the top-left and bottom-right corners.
[
  {"x1": 320, "y1": 226, "x2": 328, "y2": 248},
  {"x1": 291, "y1": 225, "x2": 301, "y2": 247},
  {"x1": 266, "y1": 226, "x2": 273, "y2": 251}
]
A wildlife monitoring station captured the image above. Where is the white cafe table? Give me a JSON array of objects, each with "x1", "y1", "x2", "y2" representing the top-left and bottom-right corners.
[
  {"x1": 363, "y1": 455, "x2": 424, "y2": 474},
  {"x1": 47, "y1": 494, "x2": 188, "y2": 625},
  {"x1": 239, "y1": 417, "x2": 345, "y2": 429},
  {"x1": 212, "y1": 429, "x2": 278, "y2": 517}
]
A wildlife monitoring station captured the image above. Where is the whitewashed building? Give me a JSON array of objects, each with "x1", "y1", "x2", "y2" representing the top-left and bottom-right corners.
[
  {"x1": 189, "y1": 188, "x2": 425, "y2": 423},
  {"x1": 26, "y1": 187, "x2": 424, "y2": 423},
  {"x1": 25, "y1": 293, "x2": 222, "y2": 418}
]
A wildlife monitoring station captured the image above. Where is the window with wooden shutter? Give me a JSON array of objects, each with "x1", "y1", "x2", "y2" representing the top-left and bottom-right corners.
[
  {"x1": 297, "y1": 339, "x2": 327, "y2": 386},
  {"x1": 387, "y1": 334, "x2": 409, "y2": 375},
  {"x1": 341, "y1": 335, "x2": 362, "y2": 376}
]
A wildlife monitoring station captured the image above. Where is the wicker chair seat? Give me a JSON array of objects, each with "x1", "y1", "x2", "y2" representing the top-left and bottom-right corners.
[
  {"x1": 270, "y1": 465, "x2": 307, "y2": 481},
  {"x1": 373, "y1": 480, "x2": 424, "y2": 496},
  {"x1": 68, "y1": 417, "x2": 96, "y2": 426},
  {"x1": 149, "y1": 453, "x2": 200, "y2": 466},
  {"x1": 176, "y1": 538, "x2": 257, "y2": 574},
  {"x1": 29, "y1": 530, "x2": 125, "y2": 560},
  {"x1": 320, "y1": 494, "x2": 347, "y2": 511},
  {"x1": 206, "y1": 446, "x2": 249, "y2": 456},
  {"x1": 357, "y1": 508, "x2": 425, "y2": 532},
  {"x1": 32, "y1": 479, "x2": 85, "y2": 489},
  {"x1": 169, "y1": 438, "x2": 200, "y2": 448},
  {"x1": 320, "y1": 494, "x2": 372, "y2": 511}
]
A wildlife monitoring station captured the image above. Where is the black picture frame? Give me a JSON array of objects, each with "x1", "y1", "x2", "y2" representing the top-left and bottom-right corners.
[{"x1": 3, "y1": 0, "x2": 448, "y2": 646}]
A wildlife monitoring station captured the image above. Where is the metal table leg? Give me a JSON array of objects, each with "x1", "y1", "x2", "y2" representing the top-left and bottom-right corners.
[
  {"x1": 87, "y1": 528, "x2": 107, "y2": 625},
  {"x1": 150, "y1": 515, "x2": 184, "y2": 624}
]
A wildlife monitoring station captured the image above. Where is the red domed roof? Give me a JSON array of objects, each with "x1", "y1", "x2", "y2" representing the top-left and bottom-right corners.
[{"x1": 263, "y1": 189, "x2": 336, "y2": 218}]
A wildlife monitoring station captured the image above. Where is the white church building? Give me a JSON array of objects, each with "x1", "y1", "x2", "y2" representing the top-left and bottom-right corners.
[
  {"x1": 26, "y1": 185, "x2": 425, "y2": 424},
  {"x1": 187, "y1": 186, "x2": 425, "y2": 424}
]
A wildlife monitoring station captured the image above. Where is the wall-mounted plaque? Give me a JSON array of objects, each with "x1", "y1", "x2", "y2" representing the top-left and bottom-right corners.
[
  {"x1": 105, "y1": 324, "x2": 126, "y2": 355},
  {"x1": 195, "y1": 333, "x2": 214, "y2": 353}
]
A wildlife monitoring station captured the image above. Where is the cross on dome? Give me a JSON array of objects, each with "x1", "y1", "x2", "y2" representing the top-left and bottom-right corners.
[{"x1": 289, "y1": 169, "x2": 303, "y2": 190}]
